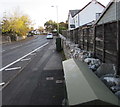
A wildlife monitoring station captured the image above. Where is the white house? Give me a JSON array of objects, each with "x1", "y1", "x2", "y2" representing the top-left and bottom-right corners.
[
  {"x1": 96, "y1": 0, "x2": 120, "y2": 25},
  {"x1": 68, "y1": 10, "x2": 80, "y2": 30},
  {"x1": 68, "y1": 0, "x2": 105, "y2": 30},
  {"x1": 74, "y1": 13, "x2": 79, "y2": 28}
]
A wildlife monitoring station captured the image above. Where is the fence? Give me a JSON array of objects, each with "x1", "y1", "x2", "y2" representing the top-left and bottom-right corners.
[
  {"x1": 62, "y1": 25, "x2": 94, "y2": 52},
  {"x1": 62, "y1": 20, "x2": 120, "y2": 75}
]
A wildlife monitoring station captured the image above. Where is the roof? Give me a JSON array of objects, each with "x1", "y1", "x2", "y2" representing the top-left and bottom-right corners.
[
  {"x1": 95, "y1": 0, "x2": 114, "y2": 24},
  {"x1": 69, "y1": 10, "x2": 80, "y2": 17},
  {"x1": 73, "y1": 0, "x2": 105, "y2": 17}
]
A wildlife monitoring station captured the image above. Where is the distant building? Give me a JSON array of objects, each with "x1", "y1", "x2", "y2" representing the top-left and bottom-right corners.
[
  {"x1": 68, "y1": 0, "x2": 105, "y2": 30},
  {"x1": 68, "y1": 10, "x2": 80, "y2": 30}
]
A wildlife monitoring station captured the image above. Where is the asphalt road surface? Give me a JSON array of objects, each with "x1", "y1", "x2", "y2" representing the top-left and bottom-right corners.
[
  {"x1": 2, "y1": 35, "x2": 47, "y2": 67},
  {"x1": 2, "y1": 35, "x2": 66, "y2": 106}
]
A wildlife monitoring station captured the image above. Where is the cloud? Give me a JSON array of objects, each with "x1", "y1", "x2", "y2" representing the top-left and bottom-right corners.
[{"x1": 0, "y1": 0, "x2": 110, "y2": 28}]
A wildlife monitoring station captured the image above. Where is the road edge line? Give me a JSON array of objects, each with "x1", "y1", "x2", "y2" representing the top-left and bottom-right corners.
[{"x1": 0, "y1": 42, "x2": 49, "y2": 72}]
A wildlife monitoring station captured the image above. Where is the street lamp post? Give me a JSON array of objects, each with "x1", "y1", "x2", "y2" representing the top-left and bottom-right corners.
[{"x1": 51, "y1": 5, "x2": 59, "y2": 35}]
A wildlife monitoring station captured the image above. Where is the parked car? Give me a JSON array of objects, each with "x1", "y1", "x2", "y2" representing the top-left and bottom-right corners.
[
  {"x1": 46, "y1": 33, "x2": 53, "y2": 39},
  {"x1": 27, "y1": 31, "x2": 34, "y2": 37}
]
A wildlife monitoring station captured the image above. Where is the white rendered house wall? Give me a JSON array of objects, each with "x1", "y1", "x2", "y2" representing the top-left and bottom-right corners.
[{"x1": 78, "y1": 1, "x2": 104, "y2": 26}]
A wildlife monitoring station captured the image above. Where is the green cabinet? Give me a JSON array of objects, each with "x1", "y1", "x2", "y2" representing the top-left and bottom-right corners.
[{"x1": 56, "y1": 37, "x2": 62, "y2": 52}]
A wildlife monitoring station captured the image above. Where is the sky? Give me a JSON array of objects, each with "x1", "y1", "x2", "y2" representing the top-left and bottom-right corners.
[{"x1": 0, "y1": 0, "x2": 110, "y2": 28}]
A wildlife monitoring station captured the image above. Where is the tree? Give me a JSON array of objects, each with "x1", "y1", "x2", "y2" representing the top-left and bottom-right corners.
[
  {"x1": 44, "y1": 20, "x2": 68, "y2": 34},
  {"x1": 2, "y1": 11, "x2": 33, "y2": 40},
  {"x1": 59, "y1": 22, "x2": 68, "y2": 34},
  {"x1": 38, "y1": 26, "x2": 44, "y2": 33},
  {"x1": 2, "y1": 16, "x2": 11, "y2": 34},
  {"x1": 44, "y1": 20, "x2": 57, "y2": 32},
  {"x1": 30, "y1": 27, "x2": 34, "y2": 31}
]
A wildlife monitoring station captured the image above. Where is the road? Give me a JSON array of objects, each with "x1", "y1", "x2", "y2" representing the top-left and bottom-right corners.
[
  {"x1": 2, "y1": 35, "x2": 47, "y2": 67},
  {"x1": 2, "y1": 35, "x2": 66, "y2": 106}
]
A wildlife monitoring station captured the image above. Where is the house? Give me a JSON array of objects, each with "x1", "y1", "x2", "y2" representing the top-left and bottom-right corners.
[
  {"x1": 68, "y1": 0, "x2": 105, "y2": 30},
  {"x1": 68, "y1": 10, "x2": 80, "y2": 30},
  {"x1": 96, "y1": 0, "x2": 120, "y2": 25}
]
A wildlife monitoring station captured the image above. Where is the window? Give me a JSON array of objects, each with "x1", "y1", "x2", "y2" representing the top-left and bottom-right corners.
[
  {"x1": 96, "y1": 13, "x2": 101, "y2": 20},
  {"x1": 70, "y1": 24, "x2": 75, "y2": 28}
]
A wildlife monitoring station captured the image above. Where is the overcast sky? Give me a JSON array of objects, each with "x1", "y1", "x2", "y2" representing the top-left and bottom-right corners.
[{"x1": 0, "y1": 0, "x2": 110, "y2": 28}]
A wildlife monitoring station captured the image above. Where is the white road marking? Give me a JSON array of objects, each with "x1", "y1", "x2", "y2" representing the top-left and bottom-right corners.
[
  {"x1": 21, "y1": 58, "x2": 31, "y2": 61},
  {"x1": 2, "y1": 50, "x2": 5, "y2": 52},
  {"x1": 30, "y1": 53, "x2": 36, "y2": 56},
  {"x1": 5, "y1": 67, "x2": 21, "y2": 71},
  {"x1": 0, "y1": 50, "x2": 5, "y2": 53},
  {"x1": 0, "y1": 82, "x2": 5, "y2": 86},
  {"x1": 46, "y1": 77, "x2": 54, "y2": 80},
  {"x1": 0, "y1": 42, "x2": 49, "y2": 72},
  {"x1": 11, "y1": 45, "x2": 20, "y2": 49}
]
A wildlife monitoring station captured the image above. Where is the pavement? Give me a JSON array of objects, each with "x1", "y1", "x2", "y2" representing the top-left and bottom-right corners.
[
  {"x1": 29, "y1": 38, "x2": 66, "y2": 105},
  {"x1": 2, "y1": 36, "x2": 67, "y2": 106}
]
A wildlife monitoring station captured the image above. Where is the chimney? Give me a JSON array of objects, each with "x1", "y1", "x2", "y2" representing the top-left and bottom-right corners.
[{"x1": 92, "y1": 0, "x2": 97, "y2": 3}]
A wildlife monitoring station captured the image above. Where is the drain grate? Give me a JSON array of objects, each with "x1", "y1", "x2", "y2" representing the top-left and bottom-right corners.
[
  {"x1": 56, "y1": 80, "x2": 63, "y2": 84},
  {"x1": 46, "y1": 77, "x2": 54, "y2": 80}
]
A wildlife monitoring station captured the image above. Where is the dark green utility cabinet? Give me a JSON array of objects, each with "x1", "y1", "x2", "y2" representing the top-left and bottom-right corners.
[{"x1": 56, "y1": 37, "x2": 62, "y2": 52}]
